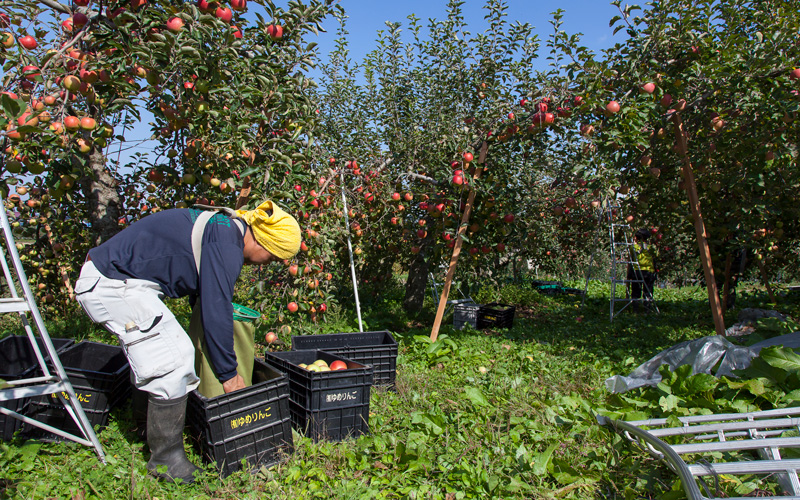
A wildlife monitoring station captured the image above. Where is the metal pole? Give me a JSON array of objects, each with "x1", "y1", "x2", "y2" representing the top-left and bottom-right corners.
[{"x1": 339, "y1": 169, "x2": 363, "y2": 332}]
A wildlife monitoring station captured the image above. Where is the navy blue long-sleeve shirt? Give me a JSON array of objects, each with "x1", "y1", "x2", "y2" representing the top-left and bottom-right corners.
[{"x1": 88, "y1": 208, "x2": 244, "y2": 382}]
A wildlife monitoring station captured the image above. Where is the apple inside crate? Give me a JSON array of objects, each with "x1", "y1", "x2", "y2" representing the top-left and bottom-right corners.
[
  {"x1": 290, "y1": 331, "x2": 398, "y2": 387},
  {"x1": 263, "y1": 350, "x2": 373, "y2": 442}
]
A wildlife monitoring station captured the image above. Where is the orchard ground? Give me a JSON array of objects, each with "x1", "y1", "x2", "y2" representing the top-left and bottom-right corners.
[{"x1": 2, "y1": 276, "x2": 799, "y2": 499}]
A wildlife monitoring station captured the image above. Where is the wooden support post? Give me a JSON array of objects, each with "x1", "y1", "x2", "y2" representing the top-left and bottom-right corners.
[
  {"x1": 756, "y1": 259, "x2": 776, "y2": 303},
  {"x1": 671, "y1": 113, "x2": 727, "y2": 336},
  {"x1": 722, "y1": 253, "x2": 733, "y2": 312},
  {"x1": 235, "y1": 176, "x2": 252, "y2": 210},
  {"x1": 430, "y1": 142, "x2": 488, "y2": 342}
]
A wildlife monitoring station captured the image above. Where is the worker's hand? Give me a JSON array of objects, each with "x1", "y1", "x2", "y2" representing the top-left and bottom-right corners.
[{"x1": 222, "y1": 373, "x2": 246, "y2": 394}]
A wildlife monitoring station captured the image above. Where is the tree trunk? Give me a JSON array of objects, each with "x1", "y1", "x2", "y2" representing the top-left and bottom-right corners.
[
  {"x1": 403, "y1": 250, "x2": 430, "y2": 313},
  {"x1": 80, "y1": 148, "x2": 124, "y2": 247}
]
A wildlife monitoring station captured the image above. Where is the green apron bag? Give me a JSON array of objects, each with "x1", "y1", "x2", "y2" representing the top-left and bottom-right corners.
[{"x1": 189, "y1": 303, "x2": 257, "y2": 398}]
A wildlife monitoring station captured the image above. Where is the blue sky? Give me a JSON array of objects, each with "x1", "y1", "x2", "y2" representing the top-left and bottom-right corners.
[
  {"x1": 119, "y1": 0, "x2": 624, "y2": 165},
  {"x1": 312, "y1": 0, "x2": 621, "y2": 64}
]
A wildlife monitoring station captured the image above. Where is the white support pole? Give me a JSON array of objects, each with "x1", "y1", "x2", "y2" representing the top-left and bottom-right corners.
[{"x1": 340, "y1": 169, "x2": 364, "y2": 332}]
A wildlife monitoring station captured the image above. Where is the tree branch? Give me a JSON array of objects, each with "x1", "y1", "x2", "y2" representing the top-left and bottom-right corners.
[{"x1": 33, "y1": 0, "x2": 71, "y2": 15}]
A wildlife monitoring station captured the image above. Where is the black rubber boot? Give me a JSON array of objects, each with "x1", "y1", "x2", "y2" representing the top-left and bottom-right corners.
[
  {"x1": 146, "y1": 395, "x2": 201, "y2": 484},
  {"x1": 131, "y1": 387, "x2": 148, "y2": 441}
]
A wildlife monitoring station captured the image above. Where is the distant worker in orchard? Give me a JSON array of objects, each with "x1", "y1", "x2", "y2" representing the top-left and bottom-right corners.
[
  {"x1": 628, "y1": 228, "x2": 658, "y2": 312},
  {"x1": 75, "y1": 200, "x2": 300, "y2": 484}
]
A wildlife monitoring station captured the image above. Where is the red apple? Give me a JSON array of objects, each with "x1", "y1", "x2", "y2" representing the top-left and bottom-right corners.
[
  {"x1": 62, "y1": 75, "x2": 82, "y2": 92},
  {"x1": 80, "y1": 116, "x2": 96, "y2": 130},
  {"x1": 330, "y1": 360, "x2": 347, "y2": 371},
  {"x1": 64, "y1": 115, "x2": 80, "y2": 131},
  {"x1": 166, "y1": 17, "x2": 184, "y2": 32},
  {"x1": 267, "y1": 24, "x2": 283, "y2": 40},
  {"x1": 391, "y1": 192, "x2": 401, "y2": 201},
  {"x1": 231, "y1": 0, "x2": 246, "y2": 10},
  {"x1": 265, "y1": 332, "x2": 278, "y2": 343},
  {"x1": 606, "y1": 101, "x2": 620, "y2": 114},
  {"x1": 73, "y1": 12, "x2": 89, "y2": 27},
  {"x1": 287, "y1": 302, "x2": 298, "y2": 313},
  {"x1": 22, "y1": 65, "x2": 40, "y2": 81},
  {"x1": 660, "y1": 94, "x2": 673, "y2": 107},
  {"x1": 216, "y1": 7, "x2": 232, "y2": 22},
  {"x1": 503, "y1": 214, "x2": 514, "y2": 223},
  {"x1": 790, "y1": 68, "x2": 800, "y2": 80},
  {"x1": 404, "y1": 192, "x2": 413, "y2": 201},
  {"x1": 463, "y1": 152, "x2": 473, "y2": 162},
  {"x1": 319, "y1": 303, "x2": 327, "y2": 313},
  {"x1": 640, "y1": 82, "x2": 656, "y2": 94},
  {"x1": 18, "y1": 35, "x2": 37, "y2": 50}
]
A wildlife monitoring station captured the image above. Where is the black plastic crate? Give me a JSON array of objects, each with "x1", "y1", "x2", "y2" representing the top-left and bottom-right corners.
[
  {"x1": 263, "y1": 350, "x2": 372, "y2": 442},
  {"x1": 453, "y1": 302, "x2": 480, "y2": 330},
  {"x1": 0, "y1": 336, "x2": 74, "y2": 441},
  {"x1": 477, "y1": 303, "x2": 516, "y2": 329},
  {"x1": 24, "y1": 341, "x2": 131, "y2": 439},
  {"x1": 291, "y1": 331, "x2": 397, "y2": 386},
  {"x1": 289, "y1": 400, "x2": 369, "y2": 442},
  {"x1": 187, "y1": 358, "x2": 293, "y2": 477}
]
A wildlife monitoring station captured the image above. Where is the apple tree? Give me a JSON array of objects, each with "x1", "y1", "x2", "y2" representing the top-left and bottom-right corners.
[
  {"x1": 0, "y1": 0, "x2": 337, "y2": 313},
  {"x1": 552, "y1": 0, "x2": 800, "y2": 318},
  {"x1": 313, "y1": 0, "x2": 599, "y2": 312}
]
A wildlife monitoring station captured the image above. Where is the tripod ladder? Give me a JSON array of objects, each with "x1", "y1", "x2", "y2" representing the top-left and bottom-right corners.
[{"x1": 0, "y1": 204, "x2": 105, "y2": 462}]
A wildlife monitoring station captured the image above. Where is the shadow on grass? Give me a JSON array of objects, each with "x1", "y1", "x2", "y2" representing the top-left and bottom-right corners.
[{"x1": 349, "y1": 279, "x2": 798, "y2": 366}]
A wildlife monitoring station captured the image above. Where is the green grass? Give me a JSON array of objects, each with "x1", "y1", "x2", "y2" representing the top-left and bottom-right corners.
[{"x1": 1, "y1": 281, "x2": 798, "y2": 499}]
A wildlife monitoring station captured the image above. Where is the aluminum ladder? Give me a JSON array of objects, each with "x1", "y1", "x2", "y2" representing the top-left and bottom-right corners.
[
  {"x1": 608, "y1": 205, "x2": 659, "y2": 320},
  {"x1": 598, "y1": 407, "x2": 800, "y2": 499},
  {"x1": 0, "y1": 203, "x2": 105, "y2": 462},
  {"x1": 580, "y1": 202, "x2": 659, "y2": 319}
]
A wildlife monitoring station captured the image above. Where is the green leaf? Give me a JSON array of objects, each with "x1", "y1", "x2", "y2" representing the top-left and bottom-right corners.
[
  {"x1": 531, "y1": 443, "x2": 558, "y2": 475},
  {"x1": 759, "y1": 346, "x2": 800, "y2": 373},
  {"x1": 464, "y1": 387, "x2": 489, "y2": 406},
  {"x1": 1, "y1": 94, "x2": 23, "y2": 120}
]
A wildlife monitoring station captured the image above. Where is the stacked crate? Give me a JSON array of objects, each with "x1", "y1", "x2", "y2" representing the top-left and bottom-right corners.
[
  {"x1": 187, "y1": 358, "x2": 293, "y2": 477},
  {"x1": 24, "y1": 341, "x2": 131, "y2": 440},
  {"x1": 0, "y1": 335, "x2": 74, "y2": 440},
  {"x1": 264, "y1": 350, "x2": 373, "y2": 442},
  {"x1": 290, "y1": 331, "x2": 397, "y2": 387}
]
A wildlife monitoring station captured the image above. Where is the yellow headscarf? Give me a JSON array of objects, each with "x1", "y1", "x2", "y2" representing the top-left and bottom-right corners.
[{"x1": 235, "y1": 200, "x2": 301, "y2": 260}]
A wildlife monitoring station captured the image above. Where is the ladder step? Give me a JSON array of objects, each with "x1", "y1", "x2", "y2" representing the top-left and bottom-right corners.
[
  {"x1": 0, "y1": 381, "x2": 72, "y2": 402},
  {"x1": 0, "y1": 297, "x2": 31, "y2": 313}
]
